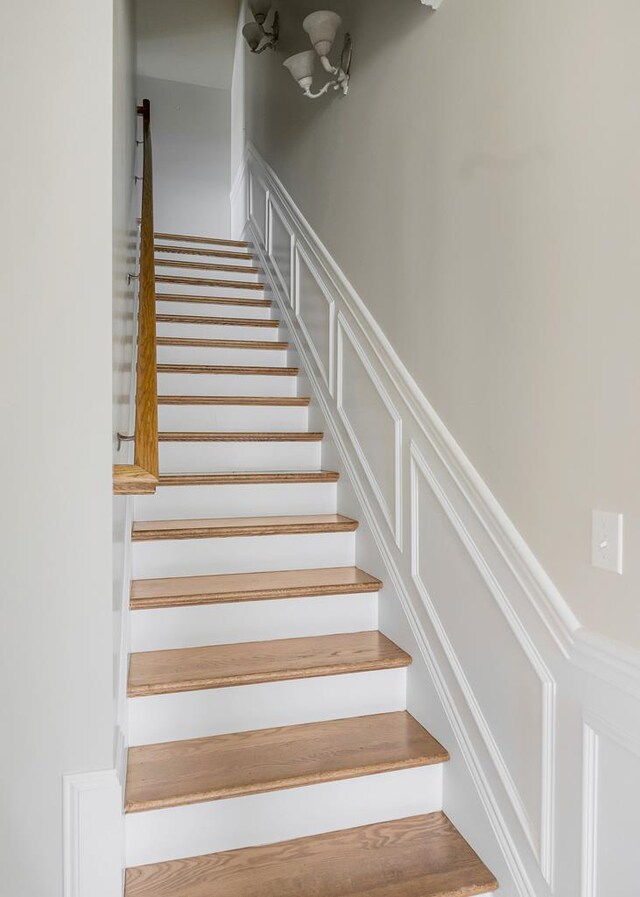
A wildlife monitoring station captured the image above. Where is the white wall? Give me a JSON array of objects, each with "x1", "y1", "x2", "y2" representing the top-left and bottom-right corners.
[
  {"x1": 136, "y1": 75, "x2": 231, "y2": 236},
  {"x1": 239, "y1": 0, "x2": 640, "y2": 650},
  {"x1": 0, "y1": 0, "x2": 115, "y2": 893}
]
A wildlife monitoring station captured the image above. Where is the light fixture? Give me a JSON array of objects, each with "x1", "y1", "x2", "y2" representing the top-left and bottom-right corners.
[
  {"x1": 242, "y1": 0, "x2": 279, "y2": 54},
  {"x1": 283, "y1": 10, "x2": 352, "y2": 99}
]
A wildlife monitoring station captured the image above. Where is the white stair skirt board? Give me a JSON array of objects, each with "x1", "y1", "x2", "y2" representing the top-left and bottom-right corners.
[
  {"x1": 156, "y1": 299, "x2": 274, "y2": 320},
  {"x1": 130, "y1": 591, "x2": 379, "y2": 652},
  {"x1": 156, "y1": 372, "x2": 298, "y2": 398},
  {"x1": 155, "y1": 266, "x2": 263, "y2": 285},
  {"x1": 125, "y1": 764, "x2": 443, "y2": 867},
  {"x1": 128, "y1": 667, "x2": 404, "y2": 746},
  {"x1": 158, "y1": 440, "x2": 321, "y2": 474},
  {"x1": 132, "y1": 531, "x2": 356, "y2": 579},
  {"x1": 155, "y1": 282, "x2": 266, "y2": 301},
  {"x1": 158, "y1": 403, "x2": 309, "y2": 432},
  {"x1": 156, "y1": 345, "x2": 289, "y2": 368},
  {"x1": 134, "y1": 482, "x2": 336, "y2": 521},
  {"x1": 156, "y1": 321, "x2": 284, "y2": 342}
]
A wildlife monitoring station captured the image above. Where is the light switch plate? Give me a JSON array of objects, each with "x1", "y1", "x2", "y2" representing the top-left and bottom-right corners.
[{"x1": 591, "y1": 510, "x2": 624, "y2": 574}]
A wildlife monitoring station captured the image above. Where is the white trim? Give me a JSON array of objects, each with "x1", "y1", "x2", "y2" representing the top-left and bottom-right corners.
[
  {"x1": 267, "y1": 195, "x2": 294, "y2": 302},
  {"x1": 245, "y1": 141, "x2": 580, "y2": 656},
  {"x1": 337, "y1": 313, "x2": 403, "y2": 550},
  {"x1": 573, "y1": 629, "x2": 640, "y2": 701},
  {"x1": 410, "y1": 440, "x2": 556, "y2": 885},
  {"x1": 245, "y1": 215, "x2": 538, "y2": 897},
  {"x1": 295, "y1": 242, "x2": 336, "y2": 395},
  {"x1": 63, "y1": 770, "x2": 123, "y2": 897}
]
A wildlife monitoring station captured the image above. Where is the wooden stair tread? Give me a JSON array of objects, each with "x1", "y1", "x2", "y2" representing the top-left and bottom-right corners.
[
  {"x1": 130, "y1": 566, "x2": 382, "y2": 610},
  {"x1": 132, "y1": 513, "x2": 358, "y2": 542},
  {"x1": 158, "y1": 431, "x2": 323, "y2": 442},
  {"x1": 155, "y1": 244, "x2": 253, "y2": 260},
  {"x1": 124, "y1": 711, "x2": 443, "y2": 811},
  {"x1": 128, "y1": 631, "x2": 410, "y2": 698},
  {"x1": 124, "y1": 812, "x2": 498, "y2": 897},
  {"x1": 155, "y1": 232, "x2": 250, "y2": 247},
  {"x1": 156, "y1": 275, "x2": 264, "y2": 291},
  {"x1": 157, "y1": 364, "x2": 297, "y2": 376},
  {"x1": 158, "y1": 470, "x2": 339, "y2": 486},
  {"x1": 158, "y1": 395, "x2": 310, "y2": 406},
  {"x1": 156, "y1": 294, "x2": 272, "y2": 308},
  {"x1": 157, "y1": 337, "x2": 287, "y2": 350},
  {"x1": 156, "y1": 259, "x2": 261, "y2": 274},
  {"x1": 157, "y1": 313, "x2": 279, "y2": 328}
]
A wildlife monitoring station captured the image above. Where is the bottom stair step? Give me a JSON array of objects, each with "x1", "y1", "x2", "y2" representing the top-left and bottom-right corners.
[{"x1": 125, "y1": 811, "x2": 498, "y2": 897}]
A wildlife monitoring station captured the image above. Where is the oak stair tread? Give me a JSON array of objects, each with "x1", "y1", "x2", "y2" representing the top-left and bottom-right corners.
[
  {"x1": 156, "y1": 337, "x2": 287, "y2": 350},
  {"x1": 155, "y1": 244, "x2": 254, "y2": 259},
  {"x1": 158, "y1": 395, "x2": 310, "y2": 406},
  {"x1": 124, "y1": 811, "x2": 498, "y2": 897},
  {"x1": 124, "y1": 710, "x2": 444, "y2": 812},
  {"x1": 157, "y1": 313, "x2": 279, "y2": 328},
  {"x1": 158, "y1": 470, "x2": 339, "y2": 486},
  {"x1": 155, "y1": 232, "x2": 250, "y2": 247},
  {"x1": 156, "y1": 293, "x2": 272, "y2": 308},
  {"x1": 156, "y1": 274, "x2": 264, "y2": 291},
  {"x1": 158, "y1": 431, "x2": 323, "y2": 442},
  {"x1": 156, "y1": 259, "x2": 261, "y2": 274},
  {"x1": 157, "y1": 364, "x2": 298, "y2": 376},
  {"x1": 131, "y1": 513, "x2": 358, "y2": 542},
  {"x1": 128, "y1": 631, "x2": 410, "y2": 698},
  {"x1": 130, "y1": 565, "x2": 382, "y2": 610}
]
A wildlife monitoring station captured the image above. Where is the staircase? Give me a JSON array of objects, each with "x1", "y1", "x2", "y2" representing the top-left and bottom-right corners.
[{"x1": 123, "y1": 232, "x2": 498, "y2": 897}]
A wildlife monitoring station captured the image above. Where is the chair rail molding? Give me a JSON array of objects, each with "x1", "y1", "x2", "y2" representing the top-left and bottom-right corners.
[{"x1": 234, "y1": 139, "x2": 640, "y2": 897}]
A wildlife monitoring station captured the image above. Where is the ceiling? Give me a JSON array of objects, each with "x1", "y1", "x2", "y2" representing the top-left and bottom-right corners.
[{"x1": 135, "y1": 0, "x2": 240, "y2": 90}]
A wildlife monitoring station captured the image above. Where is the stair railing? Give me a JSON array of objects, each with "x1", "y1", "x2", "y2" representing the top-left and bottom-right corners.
[{"x1": 113, "y1": 99, "x2": 159, "y2": 495}]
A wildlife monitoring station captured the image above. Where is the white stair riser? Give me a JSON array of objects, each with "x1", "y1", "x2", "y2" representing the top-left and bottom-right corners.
[
  {"x1": 157, "y1": 372, "x2": 297, "y2": 398},
  {"x1": 155, "y1": 282, "x2": 266, "y2": 300},
  {"x1": 125, "y1": 765, "x2": 443, "y2": 866},
  {"x1": 156, "y1": 266, "x2": 262, "y2": 284},
  {"x1": 130, "y1": 592, "x2": 379, "y2": 652},
  {"x1": 157, "y1": 345, "x2": 288, "y2": 367},
  {"x1": 128, "y1": 667, "x2": 403, "y2": 746},
  {"x1": 156, "y1": 299, "x2": 273, "y2": 320},
  {"x1": 134, "y1": 482, "x2": 337, "y2": 520},
  {"x1": 157, "y1": 322, "x2": 282, "y2": 342},
  {"x1": 158, "y1": 440, "x2": 321, "y2": 473},
  {"x1": 132, "y1": 532, "x2": 356, "y2": 578},
  {"x1": 158, "y1": 404, "x2": 308, "y2": 432}
]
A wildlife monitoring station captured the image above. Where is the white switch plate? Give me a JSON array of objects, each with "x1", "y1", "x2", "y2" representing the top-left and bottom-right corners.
[{"x1": 591, "y1": 510, "x2": 624, "y2": 574}]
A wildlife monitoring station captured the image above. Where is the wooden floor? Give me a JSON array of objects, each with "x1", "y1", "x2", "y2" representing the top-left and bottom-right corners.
[
  {"x1": 128, "y1": 630, "x2": 411, "y2": 696},
  {"x1": 125, "y1": 712, "x2": 448, "y2": 812},
  {"x1": 125, "y1": 812, "x2": 498, "y2": 897}
]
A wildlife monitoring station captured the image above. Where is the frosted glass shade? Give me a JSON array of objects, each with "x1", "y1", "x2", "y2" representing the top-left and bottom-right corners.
[
  {"x1": 303, "y1": 10, "x2": 341, "y2": 57},
  {"x1": 283, "y1": 50, "x2": 316, "y2": 90},
  {"x1": 242, "y1": 21, "x2": 263, "y2": 51},
  {"x1": 249, "y1": 0, "x2": 271, "y2": 25}
]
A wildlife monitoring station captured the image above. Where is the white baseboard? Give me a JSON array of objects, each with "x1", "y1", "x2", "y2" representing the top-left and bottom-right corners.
[
  {"x1": 63, "y1": 770, "x2": 123, "y2": 897},
  {"x1": 240, "y1": 140, "x2": 640, "y2": 897}
]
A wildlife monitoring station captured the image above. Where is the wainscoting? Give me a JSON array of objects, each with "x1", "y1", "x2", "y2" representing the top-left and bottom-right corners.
[{"x1": 233, "y1": 142, "x2": 640, "y2": 897}]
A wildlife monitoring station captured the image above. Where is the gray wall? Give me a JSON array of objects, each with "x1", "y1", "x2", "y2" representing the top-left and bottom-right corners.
[
  {"x1": 137, "y1": 75, "x2": 231, "y2": 236},
  {"x1": 241, "y1": 0, "x2": 640, "y2": 647},
  {"x1": 0, "y1": 0, "x2": 115, "y2": 892}
]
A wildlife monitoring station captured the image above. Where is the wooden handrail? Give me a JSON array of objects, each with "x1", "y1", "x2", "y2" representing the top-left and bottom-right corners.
[{"x1": 113, "y1": 99, "x2": 159, "y2": 495}]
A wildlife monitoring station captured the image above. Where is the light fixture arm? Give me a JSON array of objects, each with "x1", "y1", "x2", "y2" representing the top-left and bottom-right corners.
[
  {"x1": 283, "y1": 16, "x2": 352, "y2": 100},
  {"x1": 304, "y1": 80, "x2": 340, "y2": 100}
]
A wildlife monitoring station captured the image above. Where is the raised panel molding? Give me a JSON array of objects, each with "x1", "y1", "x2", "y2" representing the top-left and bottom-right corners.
[
  {"x1": 337, "y1": 313, "x2": 403, "y2": 549},
  {"x1": 581, "y1": 713, "x2": 640, "y2": 897},
  {"x1": 410, "y1": 441, "x2": 556, "y2": 884},
  {"x1": 238, "y1": 141, "x2": 640, "y2": 897},
  {"x1": 268, "y1": 197, "x2": 294, "y2": 303},
  {"x1": 248, "y1": 169, "x2": 268, "y2": 248},
  {"x1": 295, "y1": 243, "x2": 335, "y2": 393}
]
